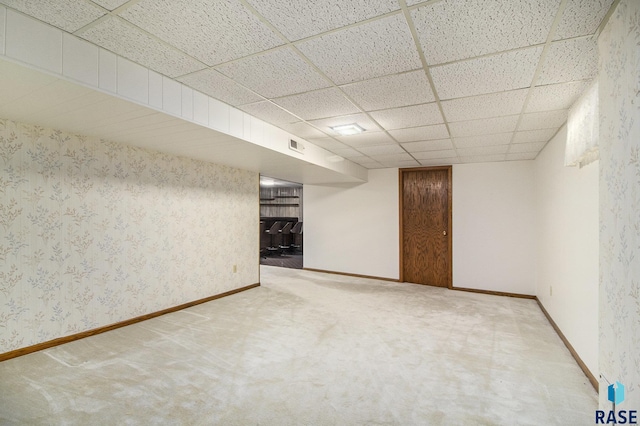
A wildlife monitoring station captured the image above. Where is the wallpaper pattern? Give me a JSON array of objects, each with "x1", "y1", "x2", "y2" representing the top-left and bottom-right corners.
[
  {"x1": 598, "y1": 0, "x2": 640, "y2": 408},
  {"x1": 0, "y1": 118, "x2": 258, "y2": 354}
]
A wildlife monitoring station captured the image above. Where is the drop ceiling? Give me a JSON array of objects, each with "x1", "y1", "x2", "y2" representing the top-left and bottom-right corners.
[{"x1": 0, "y1": 0, "x2": 615, "y2": 169}]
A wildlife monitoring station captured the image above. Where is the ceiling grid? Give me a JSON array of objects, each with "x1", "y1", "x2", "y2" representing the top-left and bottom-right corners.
[{"x1": 0, "y1": 0, "x2": 616, "y2": 168}]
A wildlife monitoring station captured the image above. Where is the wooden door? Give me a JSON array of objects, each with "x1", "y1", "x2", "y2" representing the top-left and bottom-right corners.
[{"x1": 400, "y1": 167, "x2": 452, "y2": 287}]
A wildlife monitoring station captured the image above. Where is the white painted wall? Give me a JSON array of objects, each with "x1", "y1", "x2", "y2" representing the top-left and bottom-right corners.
[
  {"x1": 304, "y1": 168, "x2": 400, "y2": 280},
  {"x1": 306, "y1": 163, "x2": 538, "y2": 292},
  {"x1": 452, "y1": 161, "x2": 537, "y2": 295},
  {"x1": 534, "y1": 125, "x2": 599, "y2": 378}
]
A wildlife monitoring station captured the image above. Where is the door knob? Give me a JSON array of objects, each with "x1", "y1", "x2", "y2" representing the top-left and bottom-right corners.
[{"x1": 443, "y1": 231, "x2": 447, "y2": 236}]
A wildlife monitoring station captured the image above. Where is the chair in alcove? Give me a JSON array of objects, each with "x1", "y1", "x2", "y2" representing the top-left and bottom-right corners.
[
  {"x1": 265, "y1": 221, "x2": 282, "y2": 256},
  {"x1": 278, "y1": 222, "x2": 293, "y2": 255},
  {"x1": 290, "y1": 221, "x2": 303, "y2": 253},
  {"x1": 259, "y1": 221, "x2": 269, "y2": 258}
]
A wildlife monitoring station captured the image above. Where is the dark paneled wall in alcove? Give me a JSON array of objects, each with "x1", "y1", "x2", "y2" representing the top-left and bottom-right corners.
[{"x1": 260, "y1": 186, "x2": 303, "y2": 219}]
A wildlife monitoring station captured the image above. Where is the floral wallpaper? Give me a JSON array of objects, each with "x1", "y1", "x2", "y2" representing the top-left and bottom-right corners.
[
  {"x1": 598, "y1": 0, "x2": 640, "y2": 409},
  {"x1": 0, "y1": 118, "x2": 258, "y2": 354}
]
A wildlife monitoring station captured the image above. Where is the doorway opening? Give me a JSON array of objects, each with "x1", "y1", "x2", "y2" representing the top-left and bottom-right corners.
[{"x1": 260, "y1": 176, "x2": 303, "y2": 269}]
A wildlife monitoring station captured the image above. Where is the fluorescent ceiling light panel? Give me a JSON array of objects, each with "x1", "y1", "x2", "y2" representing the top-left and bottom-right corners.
[{"x1": 330, "y1": 123, "x2": 365, "y2": 136}]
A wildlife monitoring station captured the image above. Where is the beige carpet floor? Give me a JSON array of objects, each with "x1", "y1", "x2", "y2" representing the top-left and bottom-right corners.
[{"x1": 0, "y1": 266, "x2": 597, "y2": 425}]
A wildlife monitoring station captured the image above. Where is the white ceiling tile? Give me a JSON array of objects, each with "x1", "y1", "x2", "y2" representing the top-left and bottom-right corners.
[
  {"x1": 278, "y1": 122, "x2": 326, "y2": 139},
  {"x1": 369, "y1": 103, "x2": 443, "y2": 130},
  {"x1": 526, "y1": 81, "x2": 590, "y2": 112},
  {"x1": 350, "y1": 156, "x2": 382, "y2": 167},
  {"x1": 307, "y1": 137, "x2": 350, "y2": 151},
  {"x1": 460, "y1": 154, "x2": 506, "y2": 163},
  {"x1": 216, "y1": 48, "x2": 330, "y2": 98},
  {"x1": 178, "y1": 69, "x2": 262, "y2": 106},
  {"x1": 411, "y1": 0, "x2": 559, "y2": 65},
  {"x1": 506, "y1": 151, "x2": 539, "y2": 160},
  {"x1": 448, "y1": 115, "x2": 519, "y2": 137},
  {"x1": 245, "y1": 0, "x2": 400, "y2": 41},
  {"x1": 519, "y1": 110, "x2": 568, "y2": 130},
  {"x1": 389, "y1": 124, "x2": 449, "y2": 142},
  {"x1": 406, "y1": 0, "x2": 431, "y2": 5},
  {"x1": 239, "y1": 101, "x2": 299, "y2": 124},
  {"x1": 537, "y1": 37, "x2": 598, "y2": 85},
  {"x1": 338, "y1": 131, "x2": 395, "y2": 148},
  {"x1": 332, "y1": 147, "x2": 363, "y2": 158},
  {"x1": 454, "y1": 133, "x2": 513, "y2": 148},
  {"x1": 120, "y1": 0, "x2": 283, "y2": 66},
  {"x1": 458, "y1": 145, "x2": 509, "y2": 156},
  {"x1": 441, "y1": 89, "x2": 528, "y2": 122},
  {"x1": 509, "y1": 142, "x2": 547, "y2": 153},
  {"x1": 2, "y1": 0, "x2": 106, "y2": 32},
  {"x1": 371, "y1": 153, "x2": 414, "y2": 162},
  {"x1": 419, "y1": 157, "x2": 460, "y2": 166},
  {"x1": 382, "y1": 159, "x2": 421, "y2": 168},
  {"x1": 554, "y1": 0, "x2": 614, "y2": 40},
  {"x1": 513, "y1": 128, "x2": 558, "y2": 143},
  {"x1": 413, "y1": 150, "x2": 457, "y2": 160},
  {"x1": 402, "y1": 139, "x2": 454, "y2": 152},
  {"x1": 308, "y1": 113, "x2": 382, "y2": 134},
  {"x1": 340, "y1": 70, "x2": 435, "y2": 111},
  {"x1": 91, "y1": 0, "x2": 129, "y2": 10},
  {"x1": 371, "y1": 153, "x2": 416, "y2": 164},
  {"x1": 358, "y1": 144, "x2": 405, "y2": 156},
  {"x1": 273, "y1": 88, "x2": 359, "y2": 120},
  {"x1": 431, "y1": 47, "x2": 542, "y2": 100},
  {"x1": 80, "y1": 17, "x2": 206, "y2": 78},
  {"x1": 296, "y1": 14, "x2": 422, "y2": 84}
]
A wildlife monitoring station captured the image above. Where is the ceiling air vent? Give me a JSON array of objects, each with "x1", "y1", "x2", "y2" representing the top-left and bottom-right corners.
[{"x1": 289, "y1": 139, "x2": 304, "y2": 154}]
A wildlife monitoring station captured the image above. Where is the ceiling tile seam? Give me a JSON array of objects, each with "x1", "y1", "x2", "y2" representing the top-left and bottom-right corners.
[
  {"x1": 355, "y1": 100, "x2": 437, "y2": 115},
  {"x1": 73, "y1": 0, "x2": 145, "y2": 35},
  {"x1": 82, "y1": 0, "x2": 109, "y2": 14},
  {"x1": 504, "y1": 0, "x2": 570, "y2": 156},
  {"x1": 399, "y1": 0, "x2": 456, "y2": 162},
  {"x1": 406, "y1": 0, "x2": 445, "y2": 11},
  {"x1": 595, "y1": 0, "x2": 621, "y2": 39},
  {"x1": 229, "y1": 66, "x2": 424, "y2": 108},
  {"x1": 423, "y1": 32, "x2": 600, "y2": 71},
  {"x1": 337, "y1": 67, "x2": 426, "y2": 89},
  {"x1": 174, "y1": 6, "x2": 407, "y2": 77},
  {"x1": 110, "y1": 0, "x2": 147, "y2": 15},
  {"x1": 72, "y1": 15, "x2": 210, "y2": 73},
  {"x1": 533, "y1": 77, "x2": 597, "y2": 89},
  {"x1": 428, "y1": 42, "x2": 548, "y2": 69},
  {"x1": 177, "y1": 44, "x2": 292, "y2": 80},
  {"x1": 447, "y1": 113, "x2": 520, "y2": 125},
  {"x1": 237, "y1": 0, "x2": 411, "y2": 165},
  {"x1": 0, "y1": 4, "x2": 97, "y2": 37},
  {"x1": 288, "y1": 9, "x2": 405, "y2": 45},
  {"x1": 70, "y1": 13, "x2": 111, "y2": 35}
]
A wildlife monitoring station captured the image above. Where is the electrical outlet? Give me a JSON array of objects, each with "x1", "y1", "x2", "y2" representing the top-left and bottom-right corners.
[
  {"x1": 233, "y1": 264, "x2": 237, "y2": 273},
  {"x1": 550, "y1": 286, "x2": 553, "y2": 296}
]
